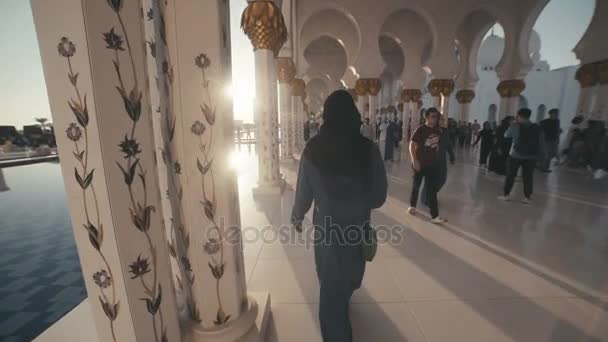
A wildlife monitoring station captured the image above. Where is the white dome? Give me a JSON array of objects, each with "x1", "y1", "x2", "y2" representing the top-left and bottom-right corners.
[{"x1": 478, "y1": 34, "x2": 504, "y2": 69}]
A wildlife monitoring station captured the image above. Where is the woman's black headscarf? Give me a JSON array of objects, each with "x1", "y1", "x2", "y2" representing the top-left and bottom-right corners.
[{"x1": 304, "y1": 90, "x2": 371, "y2": 181}]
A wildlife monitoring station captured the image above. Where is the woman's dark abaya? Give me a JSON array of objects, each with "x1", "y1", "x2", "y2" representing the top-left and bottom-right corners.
[{"x1": 291, "y1": 90, "x2": 388, "y2": 342}]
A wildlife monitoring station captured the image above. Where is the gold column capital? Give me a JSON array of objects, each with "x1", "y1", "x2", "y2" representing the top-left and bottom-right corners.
[
  {"x1": 455, "y1": 89, "x2": 476, "y2": 104},
  {"x1": 291, "y1": 78, "x2": 306, "y2": 97},
  {"x1": 496, "y1": 79, "x2": 526, "y2": 98},
  {"x1": 241, "y1": 0, "x2": 288, "y2": 56},
  {"x1": 575, "y1": 62, "x2": 599, "y2": 88},
  {"x1": 428, "y1": 79, "x2": 454, "y2": 97},
  {"x1": 354, "y1": 79, "x2": 368, "y2": 96},
  {"x1": 277, "y1": 57, "x2": 296, "y2": 84},
  {"x1": 401, "y1": 89, "x2": 422, "y2": 103},
  {"x1": 361, "y1": 78, "x2": 382, "y2": 96}
]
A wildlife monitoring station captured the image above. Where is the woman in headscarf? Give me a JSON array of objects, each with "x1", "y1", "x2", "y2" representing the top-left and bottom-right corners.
[
  {"x1": 488, "y1": 116, "x2": 514, "y2": 175},
  {"x1": 291, "y1": 90, "x2": 388, "y2": 342}
]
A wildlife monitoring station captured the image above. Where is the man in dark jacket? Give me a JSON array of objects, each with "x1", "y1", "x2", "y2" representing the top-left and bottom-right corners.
[{"x1": 539, "y1": 108, "x2": 562, "y2": 172}]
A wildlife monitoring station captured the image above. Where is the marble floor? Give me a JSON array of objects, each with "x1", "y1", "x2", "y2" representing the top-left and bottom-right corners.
[
  {"x1": 26, "y1": 145, "x2": 608, "y2": 341},
  {"x1": 238, "y1": 146, "x2": 608, "y2": 342}
]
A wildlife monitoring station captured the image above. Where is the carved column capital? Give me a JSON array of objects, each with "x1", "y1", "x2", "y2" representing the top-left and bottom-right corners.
[
  {"x1": 427, "y1": 79, "x2": 455, "y2": 97},
  {"x1": 456, "y1": 89, "x2": 476, "y2": 104},
  {"x1": 241, "y1": 0, "x2": 287, "y2": 56},
  {"x1": 354, "y1": 79, "x2": 368, "y2": 96},
  {"x1": 401, "y1": 89, "x2": 422, "y2": 103},
  {"x1": 277, "y1": 57, "x2": 295, "y2": 84},
  {"x1": 291, "y1": 78, "x2": 306, "y2": 97},
  {"x1": 575, "y1": 62, "x2": 599, "y2": 88},
  {"x1": 497, "y1": 79, "x2": 526, "y2": 98},
  {"x1": 362, "y1": 78, "x2": 382, "y2": 96}
]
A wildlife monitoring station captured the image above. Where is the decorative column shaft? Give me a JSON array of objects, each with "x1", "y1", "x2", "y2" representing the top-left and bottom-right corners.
[
  {"x1": 590, "y1": 60, "x2": 608, "y2": 122},
  {"x1": 242, "y1": 0, "x2": 288, "y2": 193},
  {"x1": 291, "y1": 79, "x2": 306, "y2": 152},
  {"x1": 497, "y1": 79, "x2": 526, "y2": 120},
  {"x1": 32, "y1": 0, "x2": 181, "y2": 341},
  {"x1": 277, "y1": 57, "x2": 295, "y2": 159},
  {"x1": 428, "y1": 79, "x2": 454, "y2": 127},
  {"x1": 575, "y1": 62, "x2": 600, "y2": 118},
  {"x1": 402, "y1": 89, "x2": 422, "y2": 136},
  {"x1": 456, "y1": 89, "x2": 476, "y2": 122}
]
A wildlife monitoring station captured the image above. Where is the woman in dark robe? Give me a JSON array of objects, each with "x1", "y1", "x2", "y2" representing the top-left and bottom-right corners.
[
  {"x1": 291, "y1": 90, "x2": 388, "y2": 342},
  {"x1": 384, "y1": 118, "x2": 397, "y2": 161},
  {"x1": 473, "y1": 121, "x2": 494, "y2": 167},
  {"x1": 488, "y1": 116, "x2": 514, "y2": 175}
]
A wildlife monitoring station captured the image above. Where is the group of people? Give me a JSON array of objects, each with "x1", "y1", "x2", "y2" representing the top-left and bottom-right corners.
[
  {"x1": 359, "y1": 112, "x2": 404, "y2": 162},
  {"x1": 290, "y1": 89, "x2": 607, "y2": 342}
]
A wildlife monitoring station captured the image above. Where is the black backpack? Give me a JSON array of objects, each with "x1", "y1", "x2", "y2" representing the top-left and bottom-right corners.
[{"x1": 514, "y1": 123, "x2": 540, "y2": 157}]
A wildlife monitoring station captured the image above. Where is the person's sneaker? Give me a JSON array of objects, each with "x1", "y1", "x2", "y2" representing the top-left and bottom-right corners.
[
  {"x1": 522, "y1": 197, "x2": 532, "y2": 205},
  {"x1": 432, "y1": 216, "x2": 447, "y2": 225},
  {"x1": 498, "y1": 194, "x2": 512, "y2": 202},
  {"x1": 407, "y1": 207, "x2": 417, "y2": 215}
]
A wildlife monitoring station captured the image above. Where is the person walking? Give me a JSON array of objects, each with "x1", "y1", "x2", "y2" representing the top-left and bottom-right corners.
[
  {"x1": 360, "y1": 118, "x2": 375, "y2": 141},
  {"x1": 473, "y1": 122, "x2": 494, "y2": 167},
  {"x1": 471, "y1": 119, "x2": 481, "y2": 146},
  {"x1": 488, "y1": 116, "x2": 514, "y2": 175},
  {"x1": 499, "y1": 108, "x2": 542, "y2": 204},
  {"x1": 539, "y1": 108, "x2": 562, "y2": 172},
  {"x1": 291, "y1": 90, "x2": 387, "y2": 342},
  {"x1": 408, "y1": 107, "x2": 448, "y2": 224}
]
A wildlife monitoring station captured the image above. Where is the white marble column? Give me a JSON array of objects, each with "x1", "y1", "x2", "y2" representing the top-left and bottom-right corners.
[
  {"x1": 32, "y1": 1, "x2": 181, "y2": 341},
  {"x1": 277, "y1": 58, "x2": 295, "y2": 159},
  {"x1": 402, "y1": 89, "x2": 422, "y2": 138},
  {"x1": 291, "y1": 79, "x2": 306, "y2": 153},
  {"x1": 497, "y1": 79, "x2": 526, "y2": 120},
  {"x1": 456, "y1": 90, "x2": 475, "y2": 122},
  {"x1": 243, "y1": 0, "x2": 287, "y2": 194}
]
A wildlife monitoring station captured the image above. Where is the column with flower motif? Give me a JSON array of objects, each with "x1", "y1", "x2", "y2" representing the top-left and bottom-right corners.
[
  {"x1": 242, "y1": 0, "x2": 288, "y2": 194},
  {"x1": 278, "y1": 57, "x2": 296, "y2": 159},
  {"x1": 31, "y1": 0, "x2": 181, "y2": 341},
  {"x1": 291, "y1": 78, "x2": 306, "y2": 153},
  {"x1": 150, "y1": 0, "x2": 269, "y2": 340}
]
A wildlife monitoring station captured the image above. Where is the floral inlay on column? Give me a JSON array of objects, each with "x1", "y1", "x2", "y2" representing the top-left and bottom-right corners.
[
  {"x1": 104, "y1": 0, "x2": 166, "y2": 341},
  {"x1": 59, "y1": 36, "x2": 120, "y2": 342},
  {"x1": 144, "y1": 3, "x2": 199, "y2": 323},
  {"x1": 192, "y1": 52, "x2": 231, "y2": 326}
]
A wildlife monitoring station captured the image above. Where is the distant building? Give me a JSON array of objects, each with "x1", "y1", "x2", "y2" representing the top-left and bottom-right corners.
[
  {"x1": 452, "y1": 31, "x2": 580, "y2": 128},
  {"x1": 0, "y1": 126, "x2": 18, "y2": 143}
]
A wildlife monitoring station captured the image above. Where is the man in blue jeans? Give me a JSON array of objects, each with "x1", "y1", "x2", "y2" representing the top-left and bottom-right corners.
[{"x1": 499, "y1": 108, "x2": 542, "y2": 204}]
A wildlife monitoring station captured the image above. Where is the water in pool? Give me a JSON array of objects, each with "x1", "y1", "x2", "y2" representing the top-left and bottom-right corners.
[{"x1": 0, "y1": 162, "x2": 86, "y2": 342}]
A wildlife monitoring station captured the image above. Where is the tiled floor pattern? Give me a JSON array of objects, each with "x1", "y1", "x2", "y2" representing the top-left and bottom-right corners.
[{"x1": 0, "y1": 163, "x2": 86, "y2": 341}]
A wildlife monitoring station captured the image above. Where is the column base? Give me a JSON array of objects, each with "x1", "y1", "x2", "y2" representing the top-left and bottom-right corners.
[
  {"x1": 252, "y1": 178, "x2": 286, "y2": 196},
  {"x1": 185, "y1": 292, "x2": 271, "y2": 342}
]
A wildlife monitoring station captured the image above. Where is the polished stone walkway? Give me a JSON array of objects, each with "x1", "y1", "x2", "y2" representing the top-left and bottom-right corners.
[
  {"x1": 236, "y1": 146, "x2": 608, "y2": 342},
  {"x1": 32, "y1": 145, "x2": 608, "y2": 341}
]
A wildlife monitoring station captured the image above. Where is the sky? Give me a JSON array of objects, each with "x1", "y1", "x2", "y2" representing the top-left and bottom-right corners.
[{"x1": 0, "y1": 0, "x2": 595, "y2": 128}]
